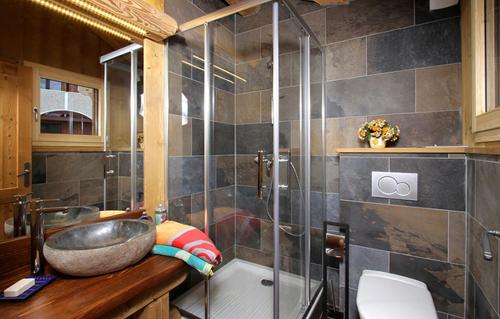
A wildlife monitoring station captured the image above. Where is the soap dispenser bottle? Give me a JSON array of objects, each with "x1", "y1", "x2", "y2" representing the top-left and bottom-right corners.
[{"x1": 155, "y1": 204, "x2": 168, "y2": 225}]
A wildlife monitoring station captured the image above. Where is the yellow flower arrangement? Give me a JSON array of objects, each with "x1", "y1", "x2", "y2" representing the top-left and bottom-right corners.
[{"x1": 358, "y1": 118, "x2": 400, "y2": 145}]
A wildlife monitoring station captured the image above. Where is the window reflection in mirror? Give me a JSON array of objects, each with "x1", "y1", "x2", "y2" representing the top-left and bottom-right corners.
[{"x1": 39, "y1": 78, "x2": 99, "y2": 135}]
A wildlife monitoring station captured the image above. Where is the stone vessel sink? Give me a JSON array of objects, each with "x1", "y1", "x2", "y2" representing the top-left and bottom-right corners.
[
  {"x1": 4, "y1": 206, "x2": 100, "y2": 237},
  {"x1": 43, "y1": 219, "x2": 156, "y2": 277}
]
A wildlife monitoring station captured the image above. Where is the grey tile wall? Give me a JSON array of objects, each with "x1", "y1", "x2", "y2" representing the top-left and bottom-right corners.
[
  {"x1": 339, "y1": 157, "x2": 389, "y2": 203},
  {"x1": 33, "y1": 152, "x2": 111, "y2": 209},
  {"x1": 339, "y1": 154, "x2": 466, "y2": 317},
  {"x1": 339, "y1": 152, "x2": 500, "y2": 318},
  {"x1": 466, "y1": 155, "x2": 500, "y2": 318},
  {"x1": 325, "y1": 0, "x2": 414, "y2": 43},
  {"x1": 326, "y1": 70, "x2": 416, "y2": 118},
  {"x1": 390, "y1": 253, "x2": 465, "y2": 316},
  {"x1": 415, "y1": 0, "x2": 460, "y2": 24},
  {"x1": 389, "y1": 157, "x2": 465, "y2": 210},
  {"x1": 32, "y1": 151, "x2": 142, "y2": 210},
  {"x1": 340, "y1": 200, "x2": 449, "y2": 261},
  {"x1": 321, "y1": 0, "x2": 462, "y2": 150},
  {"x1": 367, "y1": 18, "x2": 461, "y2": 74},
  {"x1": 167, "y1": 2, "x2": 467, "y2": 318},
  {"x1": 367, "y1": 112, "x2": 462, "y2": 147}
]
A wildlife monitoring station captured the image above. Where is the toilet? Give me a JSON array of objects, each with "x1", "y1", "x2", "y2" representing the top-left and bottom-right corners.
[{"x1": 356, "y1": 270, "x2": 438, "y2": 319}]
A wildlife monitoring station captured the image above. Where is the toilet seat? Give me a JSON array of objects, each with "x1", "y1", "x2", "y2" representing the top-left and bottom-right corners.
[{"x1": 356, "y1": 270, "x2": 438, "y2": 319}]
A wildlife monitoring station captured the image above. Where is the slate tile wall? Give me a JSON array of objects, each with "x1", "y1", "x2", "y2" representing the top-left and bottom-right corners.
[
  {"x1": 339, "y1": 154, "x2": 467, "y2": 318},
  {"x1": 166, "y1": 2, "x2": 467, "y2": 317},
  {"x1": 312, "y1": 0, "x2": 462, "y2": 156},
  {"x1": 32, "y1": 152, "x2": 120, "y2": 210},
  {"x1": 466, "y1": 155, "x2": 500, "y2": 319}
]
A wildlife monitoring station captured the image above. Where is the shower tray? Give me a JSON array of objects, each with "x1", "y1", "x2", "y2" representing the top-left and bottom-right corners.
[{"x1": 173, "y1": 258, "x2": 320, "y2": 319}]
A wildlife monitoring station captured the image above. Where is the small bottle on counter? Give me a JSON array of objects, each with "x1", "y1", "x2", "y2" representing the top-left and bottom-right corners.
[{"x1": 155, "y1": 204, "x2": 168, "y2": 225}]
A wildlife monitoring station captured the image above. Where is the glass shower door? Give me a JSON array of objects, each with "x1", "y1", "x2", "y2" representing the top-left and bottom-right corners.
[
  {"x1": 276, "y1": 4, "x2": 308, "y2": 318},
  {"x1": 276, "y1": 1, "x2": 325, "y2": 317},
  {"x1": 101, "y1": 45, "x2": 143, "y2": 211}
]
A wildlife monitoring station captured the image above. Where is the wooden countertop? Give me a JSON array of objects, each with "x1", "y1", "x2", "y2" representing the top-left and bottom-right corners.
[{"x1": 0, "y1": 255, "x2": 189, "y2": 319}]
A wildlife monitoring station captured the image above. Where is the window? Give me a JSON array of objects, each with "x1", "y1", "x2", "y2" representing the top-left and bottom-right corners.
[
  {"x1": 39, "y1": 78, "x2": 99, "y2": 135},
  {"x1": 29, "y1": 63, "x2": 104, "y2": 150}
]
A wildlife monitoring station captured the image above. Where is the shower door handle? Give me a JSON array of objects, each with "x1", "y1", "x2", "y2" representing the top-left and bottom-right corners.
[{"x1": 257, "y1": 151, "x2": 264, "y2": 199}]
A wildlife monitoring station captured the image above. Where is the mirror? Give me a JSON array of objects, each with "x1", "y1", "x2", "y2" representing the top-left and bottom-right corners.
[{"x1": 0, "y1": 1, "x2": 142, "y2": 243}]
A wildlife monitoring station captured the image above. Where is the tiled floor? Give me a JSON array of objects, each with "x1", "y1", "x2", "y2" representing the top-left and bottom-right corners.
[{"x1": 174, "y1": 258, "x2": 320, "y2": 319}]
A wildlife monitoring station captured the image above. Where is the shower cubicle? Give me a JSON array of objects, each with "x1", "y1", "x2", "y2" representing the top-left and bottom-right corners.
[
  {"x1": 100, "y1": 44, "x2": 145, "y2": 211},
  {"x1": 167, "y1": 1, "x2": 326, "y2": 318}
]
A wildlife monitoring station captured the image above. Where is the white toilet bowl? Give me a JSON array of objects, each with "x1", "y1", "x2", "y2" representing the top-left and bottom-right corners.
[{"x1": 356, "y1": 270, "x2": 438, "y2": 319}]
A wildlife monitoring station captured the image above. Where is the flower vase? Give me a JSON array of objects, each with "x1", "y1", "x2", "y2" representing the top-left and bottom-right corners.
[{"x1": 369, "y1": 136, "x2": 386, "y2": 149}]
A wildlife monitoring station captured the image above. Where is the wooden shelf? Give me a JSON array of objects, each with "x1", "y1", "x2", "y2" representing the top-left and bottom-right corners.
[
  {"x1": 336, "y1": 146, "x2": 500, "y2": 155},
  {"x1": 336, "y1": 147, "x2": 468, "y2": 154}
]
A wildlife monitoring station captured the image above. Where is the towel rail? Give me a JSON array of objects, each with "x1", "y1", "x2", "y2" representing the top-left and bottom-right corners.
[{"x1": 483, "y1": 230, "x2": 500, "y2": 260}]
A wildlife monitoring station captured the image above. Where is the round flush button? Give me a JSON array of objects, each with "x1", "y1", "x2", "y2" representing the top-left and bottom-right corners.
[
  {"x1": 396, "y1": 182, "x2": 411, "y2": 196},
  {"x1": 378, "y1": 176, "x2": 398, "y2": 194}
]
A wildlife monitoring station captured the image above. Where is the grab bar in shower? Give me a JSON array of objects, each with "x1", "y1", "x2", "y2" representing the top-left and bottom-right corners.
[{"x1": 483, "y1": 230, "x2": 500, "y2": 260}]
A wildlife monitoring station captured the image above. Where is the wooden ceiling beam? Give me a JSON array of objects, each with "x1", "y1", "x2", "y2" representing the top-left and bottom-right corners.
[
  {"x1": 224, "y1": 0, "x2": 261, "y2": 16},
  {"x1": 54, "y1": 0, "x2": 178, "y2": 42},
  {"x1": 312, "y1": 0, "x2": 351, "y2": 5}
]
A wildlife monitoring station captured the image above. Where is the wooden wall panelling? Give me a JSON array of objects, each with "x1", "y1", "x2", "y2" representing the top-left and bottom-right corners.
[{"x1": 0, "y1": 1, "x2": 126, "y2": 79}]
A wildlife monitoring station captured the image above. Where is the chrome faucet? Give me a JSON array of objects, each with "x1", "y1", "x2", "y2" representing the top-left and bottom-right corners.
[
  {"x1": 30, "y1": 199, "x2": 69, "y2": 275},
  {"x1": 12, "y1": 193, "x2": 33, "y2": 237}
]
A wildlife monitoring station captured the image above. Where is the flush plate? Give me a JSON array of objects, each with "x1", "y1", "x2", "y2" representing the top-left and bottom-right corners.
[{"x1": 371, "y1": 171, "x2": 418, "y2": 201}]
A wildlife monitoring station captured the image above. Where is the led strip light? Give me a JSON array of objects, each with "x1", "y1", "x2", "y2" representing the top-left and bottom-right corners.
[
  {"x1": 65, "y1": 0, "x2": 147, "y2": 36},
  {"x1": 30, "y1": 0, "x2": 133, "y2": 42}
]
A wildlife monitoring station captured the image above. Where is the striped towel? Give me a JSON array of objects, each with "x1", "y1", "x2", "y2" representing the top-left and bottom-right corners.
[
  {"x1": 156, "y1": 221, "x2": 222, "y2": 265},
  {"x1": 152, "y1": 245, "x2": 214, "y2": 277}
]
